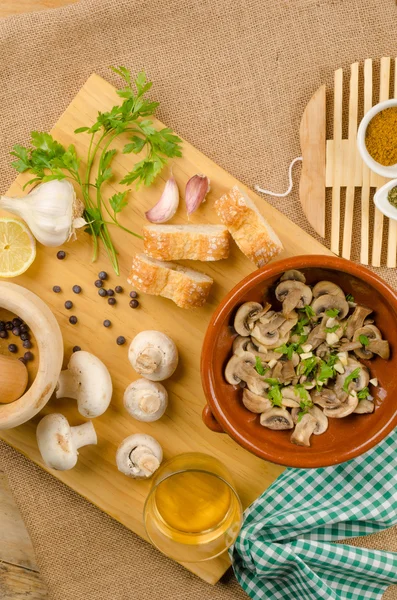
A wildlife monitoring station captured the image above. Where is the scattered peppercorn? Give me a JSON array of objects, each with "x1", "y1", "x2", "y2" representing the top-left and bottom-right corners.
[
  {"x1": 95, "y1": 279, "x2": 103, "y2": 288},
  {"x1": 69, "y1": 316, "x2": 78, "y2": 325},
  {"x1": 115, "y1": 286, "x2": 123, "y2": 294},
  {"x1": 103, "y1": 320, "x2": 111, "y2": 328},
  {"x1": 53, "y1": 285, "x2": 62, "y2": 293},
  {"x1": 72, "y1": 285, "x2": 82, "y2": 294},
  {"x1": 107, "y1": 289, "x2": 115, "y2": 296},
  {"x1": 57, "y1": 250, "x2": 66, "y2": 260},
  {"x1": 0, "y1": 331, "x2": 8, "y2": 339},
  {"x1": 24, "y1": 351, "x2": 34, "y2": 362},
  {"x1": 129, "y1": 299, "x2": 139, "y2": 308},
  {"x1": 8, "y1": 344, "x2": 18, "y2": 353},
  {"x1": 5, "y1": 321, "x2": 13, "y2": 330},
  {"x1": 12, "y1": 318, "x2": 22, "y2": 327},
  {"x1": 129, "y1": 291, "x2": 138, "y2": 298},
  {"x1": 108, "y1": 297, "x2": 116, "y2": 306},
  {"x1": 20, "y1": 333, "x2": 30, "y2": 341},
  {"x1": 73, "y1": 346, "x2": 81, "y2": 353},
  {"x1": 65, "y1": 300, "x2": 73, "y2": 310},
  {"x1": 23, "y1": 340, "x2": 32, "y2": 349},
  {"x1": 0, "y1": 321, "x2": 4, "y2": 331},
  {"x1": 12, "y1": 327, "x2": 21, "y2": 336},
  {"x1": 98, "y1": 288, "x2": 107, "y2": 297},
  {"x1": 116, "y1": 336, "x2": 126, "y2": 345},
  {"x1": 98, "y1": 271, "x2": 108, "y2": 280},
  {"x1": 20, "y1": 324, "x2": 29, "y2": 333},
  {"x1": 18, "y1": 357, "x2": 26, "y2": 365}
]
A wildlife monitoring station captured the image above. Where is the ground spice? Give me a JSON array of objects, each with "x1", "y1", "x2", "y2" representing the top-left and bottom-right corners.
[
  {"x1": 388, "y1": 185, "x2": 397, "y2": 208},
  {"x1": 365, "y1": 107, "x2": 397, "y2": 166}
]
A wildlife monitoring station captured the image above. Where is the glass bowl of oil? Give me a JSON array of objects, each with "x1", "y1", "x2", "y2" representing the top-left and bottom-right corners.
[{"x1": 143, "y1": 452, "x2": 243, "y2": 562}]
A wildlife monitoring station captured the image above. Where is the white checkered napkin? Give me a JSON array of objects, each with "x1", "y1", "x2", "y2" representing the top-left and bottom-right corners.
[{"x1": 230, "y1": 429, "x2": 397, "y2": 600}]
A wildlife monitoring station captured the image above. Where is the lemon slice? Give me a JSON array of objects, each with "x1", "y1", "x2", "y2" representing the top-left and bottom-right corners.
[{"x1": 0, "y1": 218, "x2": 36, "y2": 277}]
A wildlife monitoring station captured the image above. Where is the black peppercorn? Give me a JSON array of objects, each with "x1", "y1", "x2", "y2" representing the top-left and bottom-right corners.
[
  {"x1": 129, "y1": 291, "x2": 138, "y2": 299},
  {"x1": 53, "y1": 285, "x2": 62, "y2": 293},
  {"x1": 24, "y1": 351, "x2": 34, "y2": 361},
  {"x1": 12, "y1": 327, "x2": 21, "y2": 336},
  {"x1": 18, "y1": 357, "x2": 26, "y2": 365},
  {"x1": 8, "y1": 344, "x2": 18, "y2": 353},
  {"x1": 107, "y1": 289, "x2": 115, "y2": 296},
  {"x1": 20, "y1": 324, "x2": 29, "y2": 333},
  {"x1": 0, "y1": 321, "x2": 4, "y2": 331},
  {"x1": 108, "y1": 297, "x2": 116, "y2": 306},
  {"x1": 69, "y1": 316, "x2": 78, "y2": 325},
  {"x1": 12, "y1": 318, "x2": 22, "y2": 327},
  {"x1": 98, "y1": 288, "x2": 107, "y2": 297},
  {"x1": 98, "y1": 271, "x2": 108, "y2": 280},
  {"x1": 5, "y1": 321, "x2": 13, "y2": 330},
  {"x1": 115, "y1": 286, "x2": 123, "y2": 294},
  {"x1": 23, "y1": 340, "x2": 32, "y2": 349},
  {"x1": 65, "y1": 300, "x2": 73, "y2": 310},
  {"x1": 73, "y1": 346, "x2": 81, "y2": 353},
  {"x1": 72, "y1": 285, "x2": 82, "y2": 294},
  {"x1": 129, "y1": 299, "x2": 139, "y2": 308},
  {"x1": 116, "y1": 336, "x2": 126, "y2": 345},
  {"x1": 20, "y1": 332, "x2": 30, "y2": 341},
  {"x1": 57, "y1": 250, "x2": 66, "y2": 260},
  {"x1": 95, "y1": 279, "x2": 103, "y2": 288},
  {"x1": 0, "y1": 331, "x2": 8, "y2": 339},
  {"x1": 103, "y1": 320, "x2": 111, "y2": 328}
]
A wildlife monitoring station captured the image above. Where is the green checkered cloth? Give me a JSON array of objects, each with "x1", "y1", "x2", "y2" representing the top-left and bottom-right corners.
[{"x1": 230, "y1": 429, "x2": 397, "y2": 600}]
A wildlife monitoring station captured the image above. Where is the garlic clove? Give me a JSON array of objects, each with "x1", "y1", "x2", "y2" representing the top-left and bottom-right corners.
[
  {"x1": 145, "y1": 175, "x2": 179, "y2": 223},
  {"x1": 185, "y1": 174, "x2": 210, "y2": 215}
]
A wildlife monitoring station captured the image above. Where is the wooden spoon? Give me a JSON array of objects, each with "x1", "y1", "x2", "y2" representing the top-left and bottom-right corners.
[{"x1": 0, "y1": 354, "x2": 28, "y2": 404}]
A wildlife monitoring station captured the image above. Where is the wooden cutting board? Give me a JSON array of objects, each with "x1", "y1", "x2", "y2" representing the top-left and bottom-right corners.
[{"x1": 0, "y1": 73, "x2": 333, "y2": 584}]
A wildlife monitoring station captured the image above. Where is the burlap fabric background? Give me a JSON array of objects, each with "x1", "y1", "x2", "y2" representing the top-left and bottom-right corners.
[{"x1": 1, "y1": 0, "x2": 397, "y2": 598}]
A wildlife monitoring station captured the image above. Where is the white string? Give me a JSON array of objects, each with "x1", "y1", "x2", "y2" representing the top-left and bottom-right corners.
[{"x1": 255, "y1": 156, "x2": 303, "y2": 198}]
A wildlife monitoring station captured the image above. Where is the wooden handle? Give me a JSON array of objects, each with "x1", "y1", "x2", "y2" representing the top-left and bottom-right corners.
[
  {"x1": 0, "y1": 355, "x2": 28, "y2": 404},
  {"x1": 202, "y1": 405, "x2": 224, "y2": 433},
  {"x1": 299, "y1": 85, "x2": 326, "y2": 238},
  {"x1": 0, "y1": 283, "x2": 63, "y2": 430}
]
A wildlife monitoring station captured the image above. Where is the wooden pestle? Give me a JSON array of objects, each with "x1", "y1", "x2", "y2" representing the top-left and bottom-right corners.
[{"x1": 0, "y1": 354, "x2": 28, "y2": 404}]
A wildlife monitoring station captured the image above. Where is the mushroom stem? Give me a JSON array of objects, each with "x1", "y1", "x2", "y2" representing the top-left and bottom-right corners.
[
  {"x1": 70, "y1": 421, "x2": 97, "y2": 450},
  {"x1": 135, "y1": 348, "x2": 163, "y2": 375},
  {"x1": 56, "y1": 369, "x2": 79, "y2": 400},
  {"x1": 129, "y1": 446, "x2": 160, "y2": 477}
]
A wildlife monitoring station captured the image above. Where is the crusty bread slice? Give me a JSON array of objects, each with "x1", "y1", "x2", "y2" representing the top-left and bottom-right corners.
[
  {"x1": 214, "y1": 186, "x2": 283, "y2": 267},
  {"x1": 143, "y1": 224, "x2": 230, "y2": 261},
  {"x1": 127, "y1": 254, "x2": 213, "y2": 309}
]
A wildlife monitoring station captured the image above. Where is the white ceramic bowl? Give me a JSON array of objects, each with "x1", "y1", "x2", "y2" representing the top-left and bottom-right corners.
[
  {"x1": 357, "y1": 99, "x2": 397, "y2": 178},
  {"x1": 374, "y1": 178, "x2": 397, "y2": 221}
]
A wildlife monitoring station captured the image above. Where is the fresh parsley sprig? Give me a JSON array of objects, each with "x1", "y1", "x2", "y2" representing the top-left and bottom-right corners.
[{"x1": 343, "y1": 367, "x2": 361, "y2": 393}]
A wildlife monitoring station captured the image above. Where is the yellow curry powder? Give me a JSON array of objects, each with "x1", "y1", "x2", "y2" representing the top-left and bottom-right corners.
[{"x1": 365, "y1": 106, "x2": 397, "y2": 166}]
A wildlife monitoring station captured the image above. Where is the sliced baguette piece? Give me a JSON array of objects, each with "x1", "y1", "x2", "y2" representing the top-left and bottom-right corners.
[
  {"x1": 127, "y1": 254, "x2": 213, "y2": 309},
  {"x1": 143, "y1": 224, "x2": 230, "y2": 261},
  {"x1": 214, "y1": 186, "x2": 283, "y2": 267}
]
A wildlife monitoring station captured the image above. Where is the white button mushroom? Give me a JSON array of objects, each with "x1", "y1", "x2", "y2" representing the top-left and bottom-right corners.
[
  {"x1": 128, "y1": 331, "x2": 178, "y2": 381},
  {"x1": 116, "y1": 434, "x2": 163, "y2": 479},
  {"x1": 36, "y1": 413, "x2": 97, "y2": 471},
  {"x1": 124, "y1": 379, "x2": 168, "y2": 422},
  {"x1": 56, "y1": 351, "x2": 112, "y2": 418}
]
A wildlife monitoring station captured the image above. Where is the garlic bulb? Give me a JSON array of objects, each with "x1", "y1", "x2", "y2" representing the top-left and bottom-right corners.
[
  {"x1": 145, "y1": 175, "x2": 179, "y2": 223},
  {"x1": 0, "y1": 180, "x2": 85, "y2": 247}
]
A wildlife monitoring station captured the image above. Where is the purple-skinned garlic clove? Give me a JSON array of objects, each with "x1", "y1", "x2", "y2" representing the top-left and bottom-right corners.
[
  {"x1": 145, "y1": 175, "x2": 179, "y2": 223},
  {"x1": 185, "y1": 174, "x2": 210, "y2": 216}
]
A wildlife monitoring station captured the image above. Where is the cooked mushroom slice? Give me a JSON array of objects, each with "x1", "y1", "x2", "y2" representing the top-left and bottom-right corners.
[
  {"x1": 242, "y1": 389, "x2": 272, "y2": 413},
  {"x1": 354, "y1": 399, "x2": 375, "y2": 414},
  {"x1": 367, "y1": 339, "x2": 390, "y2": 360},
  {"x1": 232, "y1": 336, "x2": 252, "y2": 355},
  {"x1": 290, "y1": 413, "x2": 317, "y2": 447},
  {"x1": 280, "y1": 269, "x2": 306, "y2": 283},
  {"x1": 251, "y1": 315, "x2": 289, "y2": 348},
  {"x1": 281, "y1": 387, "x2": 301, "y2": 408},
  {"x1": 275, "y1": 281, "x2": 313, "y2": 315},
  {"x1": 246, "y1": 377, "x2": 270, "y2": 396},
  {"x1": 344, "y1": 306, "x2": 373, "y2": 339},
  {"x1": 307, "y1": 323, "x2": 326, "y2": 350},
  {"x1": 279, "y1": 359, "x2": 296, "y2": 383},
  {"x1": 315, "y1": 342, "x2": 329, "y2": 358},
  {"x1": 336, "y1": 358, "x2": 369, "y2": 393},
  {"x1": 311, "y1": 294, "x2": 349, "y2": 319},
  {"x1": 312, "y1": 281, "x2": 345, "y2": 299},
  {"x1": 260, "y1": 407, "x2": 294, "y2": 430},
  {"x1": 311, "y1": 387, "x2": 341, "y2": 409},
  {"x1": 233, "y1": 302, "x2": 264, "y2": 336},
  {"x1": 246, "y1": 343, "x2": 281, "y2": 362},
  {"x1": 224, "y1": 352, "x2": 256, "y2": 385},
  {"x1": 278, "y1": 313, "x2": 298, "y2": 337},
  {"x1": 271, "y1": 361, "x2": 283, "y2": 381},
  {"x1": 352, "y1": 325, "x2": 381, "y2": 359},
  {"x1": 338, "y1": 340, "x2": 362, "y2": 352},
  {"x1": 323, "y1": 390, "x2": 359, "y2": 418},
  {"x1": 259, "y1": 310, "x2": 275, "y2": 324},
  {"x1": 309, "y1": 405, "x2": 328, "y2": 434}
]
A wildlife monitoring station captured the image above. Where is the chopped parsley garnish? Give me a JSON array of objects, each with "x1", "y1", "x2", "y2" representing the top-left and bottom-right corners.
[
  {"x1": 317, "y1": 361, "x2": 335, "y2": 382},
  {"x1": 300, "y1": 305, "x2": 316, "y2": 318},
  {"x1": 343, "y1": 367, "x2": 361, "y2": 392},
  {"x1": 275, "y1": 341, "x2": 304, "y2": 360},
  {"x1": 294, "y1": 384, "x2": 310, "y2": 401},
  {"x1": 357, "y1": 387, "x2": 370, "y2": 400},
  {"x1": 325, "y1": 308, "x2": 340, "y2": 318},
  {"x1": 299, "y1": 356, "x2": 318, "y2": 377},
  {"x1": 255, "y1": 356, "x2": 267, "y2": 376},
  {"x1": 267, "y1": 384, "x2": 283, "y2": 407},
  {"x1": 297, "y1": 391, "x2": 313, "y2": 421},
  {"x1": 264, "y1": 378, "x2": 279, "y2": 386},
  {"x1": 325, "y1": 325, "x2": 339, "y2": 333},
  {"x1": 359, "y1": 334, "x2": 369, "y2": 347},
  {"x1": 292, "y1": 315, "x2": 309, "y2": 337},
  {"x1": 346, "y1": 293, "x2": 355, "y2": 302}
]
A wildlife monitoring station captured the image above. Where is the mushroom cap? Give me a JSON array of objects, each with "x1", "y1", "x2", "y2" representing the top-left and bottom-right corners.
[
  {"x1": 56, "y1": 351, "x2": 113, "y2": 418},
  {"x1": 309, "y1": 405, "x2": 328, "y2": 435},
  {"x1": 354, "y1": 399, "x2": 375, "y2": 414},
  {"x1": 232, "y1": 335, "x2": 252, "y2": 355},
  {"x1": 280, "y1": 269, "x2": 306, "y2": 283},
  {"x1": 311, "y1": 387, "x2": 340, "y2": 408},
  {"x1": 251, "y1": 314, "x2": 289, "y2": 348},
  {"x1": 36, "y1": 413, "x2": 76, "y2": 471},
  {"x1": 224, "y1": 352, "x2": 256, "y2": 385},
  {"x1": 344, "y1": 306, "x2": 373, "y2": 339},
  {"x1": 275, "y1": 281, "x2": 312, "y2": 315},
  {"x1": 312, "y1": 281, "x2": 344, "y2": 299},
  {"x1": 233, "y1": 302, "x2": 263, "y2": 336},
  {"x1": 128, "y1": 330, "x2": 178, "y2": 381},
  {"x1": 242, "y1": 389, "x2": 272, "y2": 413},
  {"x1": 290, "y1": 413, "x2": 317, "y2": 446},
  {"x1": 311, "y1": 294, "x2": 349, "y2": 319},
  {"x1": 260, "y1": 407, "x2": 294, "y2": 430},
  {"x1": 281, "y1": 387, "x2": 301, "y2": 407},
  {"x1": 116, "y1": 434, "x2": 163, "y2": 479},
  {"x1": 324, "y1": 390, "x2": 359, "y2": 417},
  {"x1": 123, "y1": 379, "x2": 168, "y2": 422},
  {"x1": 352, "y1": 325, "x2": 381, "y2": 359}
]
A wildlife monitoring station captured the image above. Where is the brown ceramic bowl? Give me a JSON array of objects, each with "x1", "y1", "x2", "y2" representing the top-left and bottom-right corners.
[{"x1": 201, "y1": 255, "x2": 397, "y2": 468}]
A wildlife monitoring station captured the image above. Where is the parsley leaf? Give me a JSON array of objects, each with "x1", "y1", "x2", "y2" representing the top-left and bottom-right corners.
[
  {"x1": 325, "y1": 325, "x2": 339, "y2": 333},
  {"x1": 359, "y1": 334, "x2": 369, "y2": 346},
  {"x1": 294, "y1": 384, "x2": 310, "y2": 402},
  {"x1": 346, "y1": 293, "x2": 355, "y2": 302},
  {"x1": 343, "y1": 367, "x2": 361, "y2": 393},
  {"x1": 264, "y1": 378, "x2": 279, "y2": 386},
  {"x1": 300, "y1": 305, "x2": 316, "y2": 318},
  {"x1": 109, "y1": 191, "x2": 129, "y2": 214},
  {"x1": 326, "y1": 308, "x2": 340, "y2": 317},
  {"x1": 357, "y1": 387, "x2": 370, "y2": 400},
  {"x1": 255, "y1": 357, "x2": 267, "y2": 376},
  {"x1": 268, "y1": 385, "x2": 283, "y2": 407},
  {"x1": 299, "y1": 356, "x2": 318, "y2": 377},
  {"x1": 317, "y1": 361, "x2": 335, "y2": 382}
]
